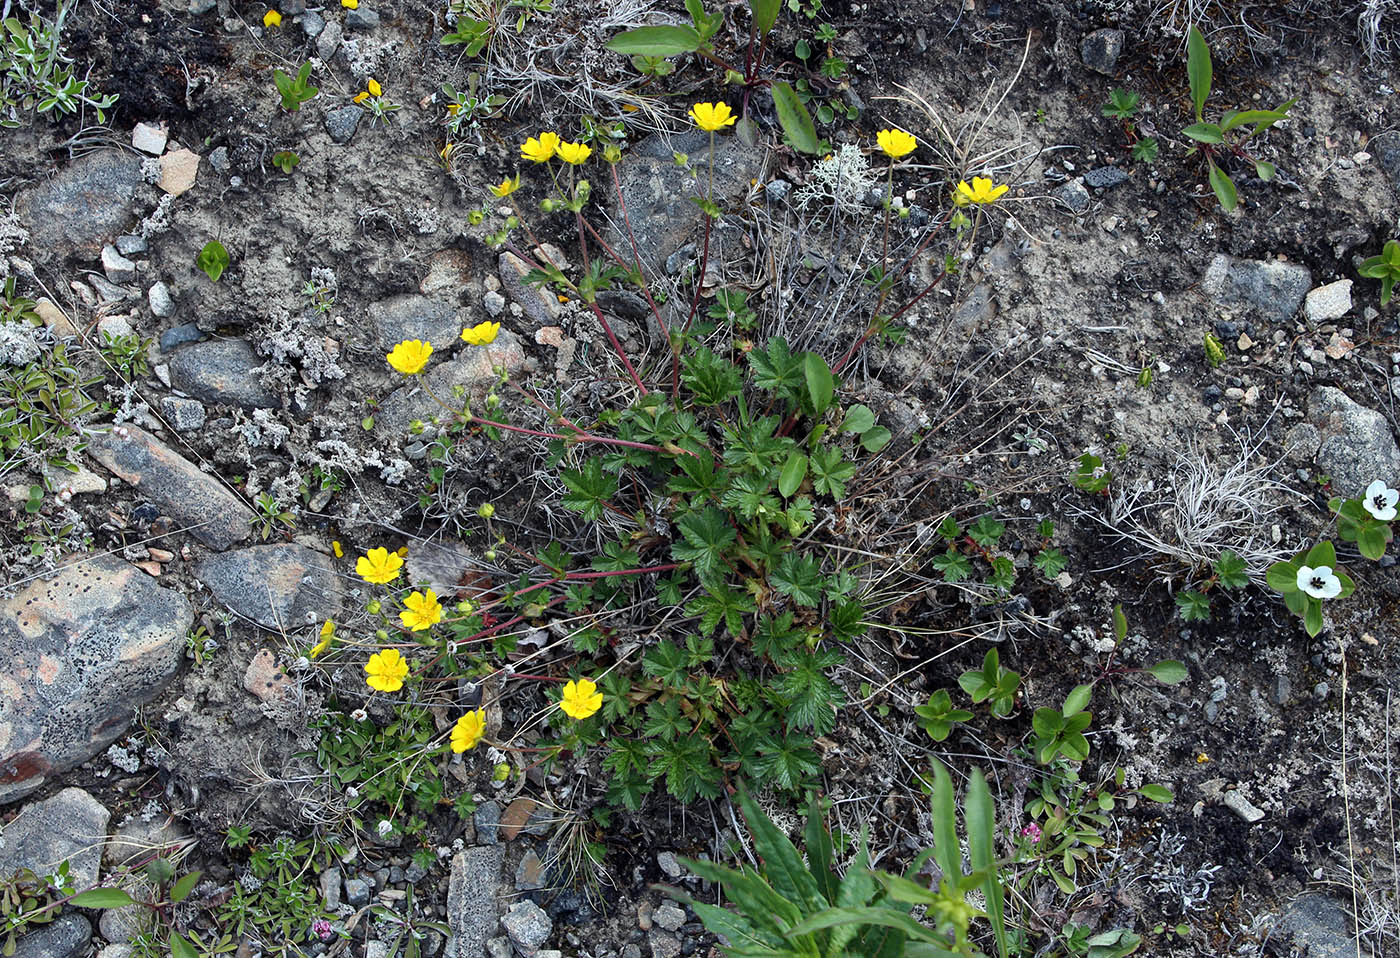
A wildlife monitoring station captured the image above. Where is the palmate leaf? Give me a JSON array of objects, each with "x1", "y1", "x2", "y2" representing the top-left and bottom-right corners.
[
  {"x1": 775, "y1": 648, "x2": 844, "y2": 734},
  {"x1": 749, "y1": 336, "x2": 804, "y2": 404},
  {"x1": 649, "y1": 736, "x2": 723, "y2": 802},
  {"x1": 686, "y1": 580, "x2": 756, "y2": 637},
  {"x1": 752, "y1": 731, "x2": 820, "y2": 791},
  {"x1": 770, "y1": 551, "x2": 823, "y2": 606},
  {"x1": 560, "y1": 457, "x2": 618, "y2": 520},
  {"x1": 722, "y1": 472, "x2": 782, "y2": 521},
  {"x1": 809, "y1": 445, "x2": 856, "y2": 498},
  {"x1": 671, "y1": 507, "x2": 735, "y2": 582}
]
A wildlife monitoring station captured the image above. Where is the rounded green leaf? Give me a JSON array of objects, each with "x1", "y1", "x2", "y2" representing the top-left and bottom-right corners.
[
  {"x1": 1063, "y1": 683, "x2": 1092, "y2": 717},
  {"x1": 1208, "y1": 162, "x2": 1238, "y2": 211},
  {"x1": 1138, "y1": 783, "x2": 1174, "y2": 803},
  {"x1": 860, "y1": 427, "x2": 891, "y2": 452},
  {"x1": 1305, "y1": 540, "x2": 1337, "y2": 568},
  {"x1": 1147, "y1": 660, "x2": 1188, "y2": 685},
  {"x1": 1358, "y1": 525, "x2": 1388, "y2": 561},
  {"x1": 771, "y1": 81, "x2": 820, "y2": 155},
  {"x1": 841, "y1": 404, "x2": 875, "y2": 435},
  {"x1": 1304, "y1": 598, "x2": 1323, "y2": 636},
  {"x1": 1267, "y1": 560, "x2": 1299, "y2": 593},
  {"x1": 778, "y1": 451, "x2": 808, "y2": 498}
]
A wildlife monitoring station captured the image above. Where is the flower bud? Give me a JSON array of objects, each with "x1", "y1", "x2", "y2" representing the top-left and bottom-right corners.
[
  {"x1": 367, "y1": 599, "x2": 381, "y2": 614},
  {"x1": 477, "y1": 503, "x2": 495, "y2": 518}
]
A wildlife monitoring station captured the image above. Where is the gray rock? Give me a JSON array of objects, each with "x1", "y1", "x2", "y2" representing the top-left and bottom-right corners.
[
  {"x1": 316, "y1": 21, "x2": 342, "y2": 60},
  {"x1": 325, "y1": 105, "x2": 362, "y2": 145},
  {"x1": 648, "y1": 931, "x2": 682, "y2": 958},
  {"x1": 89, "y1": 275, "x2": 135, "y2": 303},
  {"x1": 609, "y1": 130, "x2": 763, "y2": 273},
  {"x1": 207, "y1": 147, "x2": 230, "y2": 173},
  {"x1": 765, "y1": 179, "x2": 790, "y2": 203},
  {"x1": 148, "y1": 281, "x2": 175, "y2": 318},
  {"x1": 515, "y1": 849, "x2": 545, "y2": 890},
  {"x1": 500, "y1": 900, "x2": 551, "y2": 956},
  {"x1": 364, "y1": 944, "x2": 388, "y2": 958},
  {"x1": 1272, "y1": 675, "x2": 1292, "y2": 705},
  {"x1": 98, "y1": 887, "x2": 152, "y2": 942},
  {"x1": 158, "y1": 322, "x2": 202, "y2": 352},
  {"x1": 193, "y1": 543, "x2": 342, "y2": 630},
  {"x1": 482, "y1": 290, "x2": 505, "y2": 318},
  {"x1": 370, "y1": 295, "x2": 462, "y2": 349},
  {"x1": 87, "y1": 424, "x2": 255, "y2": 550},
  {"x1": 188, "y1": 0, "x2": 215, "y2": 13},
  {"x1": 405, "y1": 861, "x2": 428, "y2": 884},
  {"x1": 301, "y1": 10, "x2": 325, "y2": 36},
  {"x1": 345, "y1": 6, "x2": 379, "y2": 28},
  {"x1": 320, "y1": 867, "x2": 343, "y2": 910},
  {"x1": 1080, "y1": 28, "x2": 1125, "y2": 74},
  {"x1": 10, "y1": 913, "x2": 90, "y2": 958},
  {"x1": 1222, "y1": 790, "x2": 1264, "y2": 823},
  {"x1": 1270, "y1": 894, "x2": 1355, "y2": 957},
  {"x1": 1201, "y1": 253, "x2": 1311, "y2": 323},
  {"x1": 656, "y1": 851, "x2": 681, "y2": 879},
  {"x1": 160, "y1": 396, "x2": 206, "y2": 432},
  {"x1": 1308, "y1": 387, "x2": 1400, "y2": 498},
  {"x1": 115, "y1": 234, "x2": 147, "y2": 256},
  {"x1": 445, "y1": 845, "x2": 504, "y2": 958},
  {"x1": 344, "y1": 877, "x2": 371, "y2": 906},
  {"x1": 1304, "y1": 279, "x2": 1353, "y2": 322},
  {"x1": 0, "y1": 556, "x2": 192, "y2": 804},
  {"x1": 474, "y1": 801, "x2": 501, "y2": 844},
  {"x1": 16, "y1": 151, "x2": 143, "y2": 258},
  {"x1": 652, "y1": 903, "x2": 685, "y2": 932},
  {"x1": 167, "y1": 339, "x2": 277, "y2": 410},
  {"x1": 498, "y1": 252, "x2": 561, "y2": 327},
  {"x1": 378, "y1": 331, "x2": 527, "y2": 436},
  {"x1": 484, "y1": 940, "x2": 512, "y2": 958},
  {"x1": 1055, "y1": 178, "x2": 1090, "y2": 212},
  {"x1": 0, "y1": 789, "x2": 110, "y2": 888},
  {"x1": 1083, "y1": 166, "x2": 1129, "y2": 189}
]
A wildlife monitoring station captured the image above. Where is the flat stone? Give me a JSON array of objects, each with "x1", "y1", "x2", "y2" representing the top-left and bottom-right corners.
[
  {"x1": 498, "y1": 797, "x2": 539, "y2": 842},
  {"x1": 473, "y1": 801, "x2": 501, "y2": 844},
  {"x1": 207, "y1": 147, "x2": 230, "y2": 173},
  {"x1": 89, "y1": 275, "x2": 135, "y2": 303},
  {"x1": 1080, "y1": 27, "x2": 1124, "y2": 74},
  {"x1": 41, "y1": 462, "x2": 107, "y2": 497},
  {"x1": 610, "y1": 130, "x2": 763, "y2": 273},
  {"x1": 1270, "y1": 893, "x2": 1356, "y2": 957},
  {"x1": 159, "y1": 396, "x2": 206, "y2": 432},
  {"x1": 370, "y1": 294, "x2": 462, "y2": 349},
  {"x1": 130, "y1": 122, "x2": 168, "y2": 156},
  {"x1": 344, "y1": 877, "x2": 371, "y2": 905},
  {"x1": 647, "y1": 931, "x2": 681, "y2": 958},
  {"x1": 1222, "y1": 790, "x2": 1265, "y2": 823},
  {"x1": 1202, "y1": 253, "x2": 1311, "y2": 323},
  {"x1": 483, "y1": 290, "x2": 505, "y2": 317},
  {"x1": 16, "y1": 151, "x2": 143, "y2": 258},
  {"x1": 167, "y1": 339, "x2": 277, "y2": 409},
  {"x1": 652, "y1": 902, "x2": 685, "y2": 932},
  {"x1": 656, "y1": 851, "x2": 681, "y2": 879},
  {"x1": 10, "y1": 913, "x2": 90, "y2": 958},
  {"x1": 97, "y1": 315, "x2": 134, "y2": 340},
  {"x1": 1055, "y1": 177, "x2": 1090, "y2": 212},
  {"x1": 87, "y1": 425, "x2": 255, "y2": 550},
  {"x1": 101, "y1": 245, "x2": 137, "y2": 284},
  {"x1": 157, "y1": 149, "x2": 200, "y2": 196},
  {"x1": 515, "y1": 850, "x2": 545, "y2": 890},
  {"x1": 0, "y1": 555, "x2": 192, "y2": 804},
  {"x1": 420, "y1": 248, "x2": 473, "y2": 296},
  {"x1": 316, "y1": 20, "x2": 342, "y2": 60},
  {"x1": 148, "y1": 281, "x2": 174, "y2": 318},
  {"x1": 1308, "y1": 387, "x2": 1400, "y2": 499},
  {"x1": 33, "y1": 298, "x2": 77, "y2": 338},
  {"x1": 1083, "y1": 166, "x2": 1129, "y2": 189},
  {"x1": 158, "y1": 322, "x2": 202, "y2": 352},
  {"x1": 193, "y1": 543, "x2": 342, "y2": 630},
  {"x1": 301, "y1": 10, "x2": 326, "y2": 37},
  {"x1": 345, "y1": 5, "x2": 379, "y2": 28},
  {"x1": 378, "y1": 330, "x2": 527, "y2": 435},
  {"x1": 498, "y1": 252, "x2": 561, "y2": 327},
  {"x1": 0, "y1": 788, "x2": 110, "y2": 888},
  {"x1": 325, "y1": 105, "x2": 361, "y2": 145},
  {"x1": 115, "y1": 234, "x2": 147, "y2": 256},
  {"x1": 243, "y1": 649, "x2": 295, "y2": 705},
  {"x1": 406, "y1": 539, "x2": 482, "y2": 600},
  {"x1": 1304, "y1": 279, "x2": 1353, "y2": 323},
  {"x1": 445, "y1": 845, "x2": 504, "y2": 958},
  {"x1": 320, "y1": 867, "x2": 342, "y2": 909},
  {"x1": 500, "y1": 900, "x2": 551, "y2": 956}
]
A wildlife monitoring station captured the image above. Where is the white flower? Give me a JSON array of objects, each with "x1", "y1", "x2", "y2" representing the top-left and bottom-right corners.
[
  {"x1": 376, "y1": 819, "x2": 393, "y2": 838},
  {"x1": 1295, "y1": 564, "x2": 1342, "y2": 600},
  {"x1": 1363, "y1": 479, "x2": 1399, "y2": 522}
]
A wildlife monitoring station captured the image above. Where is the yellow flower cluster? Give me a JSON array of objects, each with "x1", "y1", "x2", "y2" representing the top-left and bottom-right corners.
[
  {"x1": 353, "y1": 77, "x2": 382, "y2": 105},
  {"x1": 384, "y1": 322, "x2": 499, "y2": 374},
  {"x1": 461, "y1": 321, "x2": 500, "y2": 346},
  {"x1": 954, "y1": 176, "x2": 1010, "y2": 206},
  {"x1": 520, "y1": 132, "x2": 591, "y2": 165}
]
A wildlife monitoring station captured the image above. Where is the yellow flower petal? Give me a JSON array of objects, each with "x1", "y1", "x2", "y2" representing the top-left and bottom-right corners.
[
  {"x1": 387, "y1": 339, "x2": 433, "y2": 375},
  {"x1": 399, "y1": 589, "x2": 443, "y2": 632},
  {"x1": 461, "y1": 321, "x2": 500, "y2": 346},
  {"x1": 342, "y1": 0, "x2": 358, "y2": 8},
  {"x1": 555, "y1": 141, "x2": 591, "y2": 165},
  {"x1": 521, "y1": 131, "x2": 560, "y2": 163},
  {"x1": 876, "y1": 128, "x2": 917, "y2": 159},
  {"x1": 365, "y1": 648, "x2": 409, "y2": 692},
  {"x1": 263, "y1": 9, "x2": 282, "y2": 27},
  {"x1": 451, "y1": 709, "x2": 487, "y2": 752},
  {"x1": 367, "y1": 77, "x2": 382, "y2": 97},
  {"x1": 689, "y1": 102, "x2": 737, "y2": 132},
  {"x1": 560, "y1": 677, "x2": 604, "y2": 719},
  {"x1": 356, "y1": 547, "x2": 404, "y2": 584},
  {"x1": 489, "y1": 175, "x2": 520, "y2": 198}
]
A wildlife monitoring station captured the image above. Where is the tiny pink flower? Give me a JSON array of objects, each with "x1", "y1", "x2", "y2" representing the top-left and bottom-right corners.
[
  {"x1": 1021, "y1": 822, "x2": 1043, "y2": 842},
  {"x1": 312, "y1": 919, "x2": 334, "y2": 942}
]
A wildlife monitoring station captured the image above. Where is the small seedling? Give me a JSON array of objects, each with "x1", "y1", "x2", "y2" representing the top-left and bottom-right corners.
[
  {"x1": 1203, "y1": 331, "x2": 1225, "y2": 367},
  {"x1": 272, "y1": 150, "x2": 299, "y2": 173},
  {"x1": 272, "y1": 61, "x2": 318, "y2": 111},
  {"x1": 958, "y1": 648, "x2": 1021, "y2": 718},
  {"x1": 1101, "y1": 88, "x2": 1141, "y2": 120},
  {"x1": 1267, "y1": 540, "x2": 1354, "y2": 636},
  {"x1": 196, "y1": 240, "x2": 228, "y2": 282},
  {"x1": 1071, "y1": 453, "x2": 1111, "y2": 493},
  {"x1": 1358, "y1": 238, "x2": 1400, "y2": 306}
]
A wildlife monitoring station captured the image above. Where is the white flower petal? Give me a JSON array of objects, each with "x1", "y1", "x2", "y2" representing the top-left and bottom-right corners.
[
  {"x1": 1317, "y1": 575, "x2": 1342, "y2": 599},
  {"x1": 1295, "y1": 565, "x2": 1316, "y2": 593},
  {"x1": 1366, "y1": 479, "x2": 1388, "y2": 500}
]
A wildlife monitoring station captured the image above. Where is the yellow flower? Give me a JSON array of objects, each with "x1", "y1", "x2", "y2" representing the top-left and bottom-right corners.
[
  {"x1": 356, "y1": 547, "x2": 404, "y2": 584},
  {"x1": 342, "y1": 0, "x2": 358, "y2": 8},
  {"x1": 451, "y1": 709, "x2": 487, "y2": 753},
  {"x1": 689, "y1": 102, "x2": 737, "y2": 132},
  {"x1": 353, "y1": 91, "x2": 370, "y2": 104},
  {"x1": 440, "y1": 142, "x2": 455, "y2": 162},
  {"x1": 560, "y1": 677, "x2": 603, "y2": 720},
  {"x1": 876, "y1": 128, "x2": 917, "y2": 159},
  {"x1": 332, "y1": 540, "x2": 344, "y2": 558},
  {"x1": 461, "y1": 321, "x2": 500, "y2": 346},
  {"x1": 555, "y1": 141, "x2": 591, "y2": 165},
  {"x1": 365, "y1": 648, "x2": 409, "y2": 692},
  {"x1": 955, "y1": 176, "x2": 1010, "y2": 206},
  {"x1": 310, "y1": 620, "x2": 335, "y2": 658},
  {"x1": 367, "y1": 77, "x2": 382, "y2": 97},
  {"x1": 447, "y1": 103, "x2": 461, "y2": 115},
  {"x1": 490, "y1": 175, "x2": 520, "y2": 198},
  {"x1": 521, "y1": 131, "x2": 561, "y2": 163},
  {"x1": 263, "y1": 9, "x2": 282, "y2": 27},
  {"x1": 399, "y1": 589, "x2": 443, "y2": 632},
  {"x1": 387, "y1": 339, "x2": 433, "y2": 375}
]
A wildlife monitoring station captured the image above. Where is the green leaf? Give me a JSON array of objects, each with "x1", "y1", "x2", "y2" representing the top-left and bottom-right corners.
[
  {"x1": 860, "y1": 426, "x2": 892, "y2": 452},
  {"x1": 770, "y1": 551, "x2": 824, "y2": 607},
  {"x1": 1187, "y1": 25, "x2": 1212, "y2": 120},
  {"x1": 804, "y1": 795, "x2": 839, "y2": 904},
  {"x1": 842, "y1": 404, "x2": 875, "y2": 435},
  {"x1": 1267, "y1": 559, "x2": 1299, "y2": 593},
  {"x1": 1255, "y1": 160, "x2": 1276, "y2": 181},
  {"x1": 1063, "y1": 683, "x2": 1092, "y2": 718},
  {"x1": 735, "y1": 785, "x2": 826, "y2": 912},
  {"x1": 170, "y1": 933, "x2": 199, "y2": 958},
  {"x1": 788, "y1": 906, "x2": 943, "y2": 944},
  {"x1": 671, "y1": 507, "x2": 736, "y2": 583},
  {"x1": 1208, "y1": 162, "x2": 1237, "y2": 211},
  {"x1": 808, "y1": 445, "x2": 856, "y2": 499},
  {"x1": 196, "y1": 240, "x2": 229, "y2": 283},
  {"x1": 1358, "y1": 524, "x2": 1389, "y2": 560},
  {"x1": 1214, "y1": 549, "x2": 1249, "y2": 588},
  {"x1": 802, "y1": 351, "x2": 834, "y2": 416},
  {"x1": 1304, "y1": 598, "x2": 1324, "y2": 637},
  {"x1": 605, "y1": 25, "x2": 702, "y2": 56},
  {"x1": 1138, "y1": 783, "x2": 1174, "y2": 803},
  {"x1": 69, "y1": 888, "x2": 136, "y2": 909},
  {"x1": 778, "y1": 451, "x2": 808, "y2": 498},
  {"x1": 771, "y1": 81, "x2": 820, "y2": 155},
  {"x1": 1147, "y1": 660, "x2": 1188, "y2": 685},
  {"x1": 1174, "y1": 589, "x2": 1212, "y2": 622},
  {"x1": 929, "y1": 758, "x2": 960, "y2": 890},
  {"x1": 965, "y1": 769, "x2": 1008, "y2": 958},
  {"x1": 1304, "y1": 540, "x2": 1337, "y2": 569},
  {"x1": 1181, "y1": 122, "x2": 1224, "y2": 143},
  {"x1": 750, "y1": 0, "x2": 781, "y2": 35},
  {"x1": 169, "y1": 870, "x2": 202, "y2": 904},
  {"x1": 1112, "y1": 603, "x2": 1128, "y2": 641},
  {"x1": 560, "y1": 457, "x2": 619, "y2": 521}
]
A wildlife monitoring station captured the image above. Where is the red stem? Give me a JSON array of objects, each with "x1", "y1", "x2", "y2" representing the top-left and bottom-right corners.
[{"x1": 576, "y1": 211, "x2": 648, "y2": 394}]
